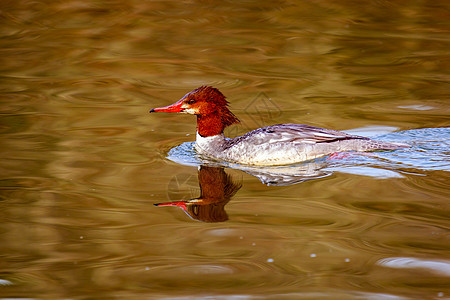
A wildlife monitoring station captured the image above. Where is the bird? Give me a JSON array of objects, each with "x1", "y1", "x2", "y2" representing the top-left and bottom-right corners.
[{"x1": 150, "y1": 86, "x2": 409, "y2": 166}]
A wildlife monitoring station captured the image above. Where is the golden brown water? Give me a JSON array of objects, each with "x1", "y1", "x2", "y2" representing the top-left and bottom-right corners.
[{"x1": 1, "y1": 1, "x2": 449, "y2": 299}]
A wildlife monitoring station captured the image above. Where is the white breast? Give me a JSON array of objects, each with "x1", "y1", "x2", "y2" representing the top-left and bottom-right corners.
[{"x1": 194, "y1": 133, "x2": 226, "y2": 155}]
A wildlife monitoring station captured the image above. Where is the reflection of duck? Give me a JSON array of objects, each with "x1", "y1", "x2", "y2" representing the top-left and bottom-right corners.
[
  {"x1": 150, "y1": 86, "x2": 409, "y2": 166},
  {"x1": 238, "y1": 161, "x2": 331, "y2": 186},
  {"x1": 154, "y1": 166, "x2": 241, "y2": 222}
]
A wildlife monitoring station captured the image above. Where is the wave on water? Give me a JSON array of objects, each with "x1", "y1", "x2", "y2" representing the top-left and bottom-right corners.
[{"x1": 327, "y1": 127, "x2": 450, "y2": 177}]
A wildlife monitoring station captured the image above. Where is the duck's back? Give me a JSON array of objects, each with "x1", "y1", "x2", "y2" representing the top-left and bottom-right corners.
[{"x1": 218, "y1": 124, "x2": 408, "y2": 166}]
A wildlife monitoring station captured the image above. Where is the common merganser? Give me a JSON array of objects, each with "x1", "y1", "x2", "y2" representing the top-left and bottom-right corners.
[{"x1": 150, "y1": 86, "x2": 409, "y2": 166}]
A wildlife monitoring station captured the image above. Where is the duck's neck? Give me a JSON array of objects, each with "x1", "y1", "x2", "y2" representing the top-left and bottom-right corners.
[
  {"x1": 195, "y1": 132, "x2": 226, "y2": 155},
  {"x1": 197, "y1": 112, "x2": 226, "y2": 137},
  {"x1": 196, "y1": 107, "x2": 240, "y2": 137}
]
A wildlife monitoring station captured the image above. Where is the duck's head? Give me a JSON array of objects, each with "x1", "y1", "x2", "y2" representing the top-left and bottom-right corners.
[{"x1": 150, "y1": 86, "x2": 240, "y2": 136}]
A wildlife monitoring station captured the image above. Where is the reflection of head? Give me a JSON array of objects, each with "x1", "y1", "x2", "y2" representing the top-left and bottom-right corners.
[
  {"x1": 185, "y1": 202, "x2": 229, "y2": 223},
  {"x1": 197, "y1": 165, "x2": 240, "y2": 200},
  {"x1": 155, "y1": 166, "x2": 241, "y2": 223}
]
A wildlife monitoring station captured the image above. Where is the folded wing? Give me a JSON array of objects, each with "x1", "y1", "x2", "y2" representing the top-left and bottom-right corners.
[{"x1": 226, "y1": 123, "x2": 369, "y2": 148}]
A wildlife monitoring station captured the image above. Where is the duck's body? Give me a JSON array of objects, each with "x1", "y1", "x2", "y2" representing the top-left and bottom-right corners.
[
  {"x1": 150, "y1": 86, "x2": 408, "y2": 166},
  {"x1": 195, "y1": 123, "x2": 406, "y2": 165}
]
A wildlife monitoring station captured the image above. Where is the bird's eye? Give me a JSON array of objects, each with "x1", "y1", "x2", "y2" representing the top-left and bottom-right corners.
[{"x1": 187, "y1": 99, "x2": 196, "y2": 104}]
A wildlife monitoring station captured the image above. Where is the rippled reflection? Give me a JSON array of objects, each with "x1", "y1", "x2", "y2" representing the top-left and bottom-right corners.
[
  {"x1": 377, "y1": 257, "x2": 450, "y2": 277},
  {"x1": 155, "y1": 166, "x2": 241, "y2": 222}
]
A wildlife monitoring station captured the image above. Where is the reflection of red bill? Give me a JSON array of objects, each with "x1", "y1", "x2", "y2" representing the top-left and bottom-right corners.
[{"x1": 154, "y1": 200, "x2": 187, "y2": 211}]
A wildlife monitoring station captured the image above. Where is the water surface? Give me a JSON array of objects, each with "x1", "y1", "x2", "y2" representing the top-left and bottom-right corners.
[{"x1": 1, "y1": 1, "x2": 449, "y2": 299}]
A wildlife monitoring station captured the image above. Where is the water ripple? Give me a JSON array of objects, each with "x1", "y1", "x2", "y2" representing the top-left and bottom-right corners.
[{"x1": 377, "y1": 257, "x2": 450, "y2": 277}]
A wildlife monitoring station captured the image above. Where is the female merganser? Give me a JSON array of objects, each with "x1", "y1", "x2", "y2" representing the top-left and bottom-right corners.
[{"x1": 150, "y1": 86, "x2": 409, "y2": 166}]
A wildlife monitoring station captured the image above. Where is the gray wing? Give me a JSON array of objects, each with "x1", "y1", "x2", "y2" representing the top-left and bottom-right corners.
[{"x1": 226, "y1": 123, "x2": 369, "y2": 148}]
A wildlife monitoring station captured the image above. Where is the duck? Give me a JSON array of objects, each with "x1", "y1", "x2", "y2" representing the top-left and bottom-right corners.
[{"x1": 150, "y1": 86, "x2": 409, "y2": 166}]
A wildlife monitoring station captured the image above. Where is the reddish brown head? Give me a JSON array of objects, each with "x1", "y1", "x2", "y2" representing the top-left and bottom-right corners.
[{"x1": 150, "y1": 86, "x2": 240, "y2": 137}]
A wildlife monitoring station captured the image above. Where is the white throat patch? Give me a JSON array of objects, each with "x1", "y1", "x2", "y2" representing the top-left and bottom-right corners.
[{"x1": 195, "y1": 132, "x2": 225, "y2": 154}]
